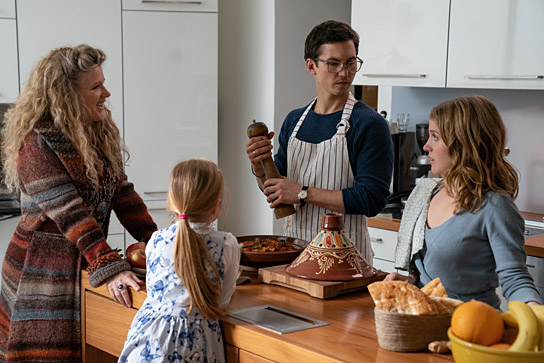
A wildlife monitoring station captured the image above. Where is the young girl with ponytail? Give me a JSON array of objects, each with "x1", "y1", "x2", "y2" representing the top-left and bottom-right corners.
[{"x1": 119, "y1": 159, "x2": 240, "y2": 362}]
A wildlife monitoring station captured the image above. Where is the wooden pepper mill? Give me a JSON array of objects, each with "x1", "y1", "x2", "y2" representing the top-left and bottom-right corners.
[{"x1": 247, "y1": 120, "x2": 296, "y2": 219}]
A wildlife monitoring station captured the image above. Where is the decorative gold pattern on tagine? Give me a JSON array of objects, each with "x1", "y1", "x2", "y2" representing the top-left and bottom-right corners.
[{"x1": 285, "y1": 213, "x2": 379, "y2": 281}]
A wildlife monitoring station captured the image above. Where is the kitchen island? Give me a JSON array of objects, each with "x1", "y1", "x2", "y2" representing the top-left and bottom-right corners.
[{"x1": 81, "y1": 270, "x2": 453, "y2": 363}]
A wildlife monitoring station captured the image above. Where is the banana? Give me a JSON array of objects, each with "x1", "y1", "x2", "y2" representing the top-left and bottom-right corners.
[
  {"x1": 529, "y1": 305, "x2": 544, "y2": 351},
  {"x1": 501, "y1": 310, "x2": 518, "y2": 328},
  {"x1": 508, "y1": 301, "x2": 540, "y2": 352}
]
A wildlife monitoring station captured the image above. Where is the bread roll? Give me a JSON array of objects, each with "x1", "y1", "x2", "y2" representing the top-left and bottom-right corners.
[
  {"x1": 368, "y1": 281, "x2": 450, "y2": 315},
  {"x1": 421, "y1": 278, "x2": 447, "y2": 298}
]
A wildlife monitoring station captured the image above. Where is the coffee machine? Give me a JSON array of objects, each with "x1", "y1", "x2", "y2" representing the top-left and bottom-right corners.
[
  {"x1": 410, "y1": 123, "x2": 431, "y2": 182},
  {"x1": 390, "y1": 132, "x2": 417, "y2": 196},
  {"x1": 381, "y1": 132, "x2": 417, "y2": 218}
]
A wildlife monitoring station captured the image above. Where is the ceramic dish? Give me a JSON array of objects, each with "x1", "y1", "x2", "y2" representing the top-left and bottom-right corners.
[
  {"x1": 238, "y1": 235, "x2": 306, "y2": 268},
  {"x1": 448, "y1": 328, "x2": 544, "y2": 363}
]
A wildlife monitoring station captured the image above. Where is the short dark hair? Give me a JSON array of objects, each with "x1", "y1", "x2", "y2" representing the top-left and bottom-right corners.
[{"x1": 304, "y1": 20, "x2": 359, "y2": 60}]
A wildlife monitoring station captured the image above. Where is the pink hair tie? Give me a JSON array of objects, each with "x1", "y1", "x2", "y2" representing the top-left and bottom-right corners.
[{"x1": 179, "y1": 213, "x2": 189, "y2": 220}]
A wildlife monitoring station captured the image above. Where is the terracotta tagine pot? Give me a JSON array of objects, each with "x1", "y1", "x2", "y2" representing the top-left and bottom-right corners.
[{"x1": 285, "y1": 213, "x2": 379, "y2": 281}]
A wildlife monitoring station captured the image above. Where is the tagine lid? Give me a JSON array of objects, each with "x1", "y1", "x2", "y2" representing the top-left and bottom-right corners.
[{"x1": 285, "y1": 213, "x2": 379, "y2": 281}]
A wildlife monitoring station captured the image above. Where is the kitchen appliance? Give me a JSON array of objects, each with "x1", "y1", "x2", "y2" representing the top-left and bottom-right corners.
[
  {"x1": 410, "y1": 123, "x2": 431, "y2": 182},
  {"x1": 390, "y1": 132, "x2": 417, "y2": 196},
  {"x1": 384, "y1": 131, "x2": 417, "y2": 217},
  {"x1": 228, "y1": 305, "x2": 329, "y2": 334},
  {"x1": 0, "y1": 104, "x2": 21, "y2": 216}
]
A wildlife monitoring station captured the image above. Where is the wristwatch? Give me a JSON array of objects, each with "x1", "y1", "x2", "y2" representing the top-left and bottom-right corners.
[{"x1": 298, "y1": 186, "x2": 309, "y2": 208}]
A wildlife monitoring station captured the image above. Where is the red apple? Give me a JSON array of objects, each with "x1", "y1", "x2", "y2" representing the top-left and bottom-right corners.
[
  {"x1": 126, "y1": 242, "x2": 146, "y2": 268},
  {"x1": 126, "y1": 241, "x2": 145, "y2": 257}
]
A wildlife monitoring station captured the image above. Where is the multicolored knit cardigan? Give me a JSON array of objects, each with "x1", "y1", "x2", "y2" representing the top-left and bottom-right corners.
[{"x1": 0, "y1": 119, "x2": 157, "y2": 362}]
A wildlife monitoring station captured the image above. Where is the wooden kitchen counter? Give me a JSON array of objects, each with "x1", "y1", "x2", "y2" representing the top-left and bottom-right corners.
[
  {"x1": 368, "y1": 211, "x2": 544, "y2": 258},
  {"x1": 81, "y1": 270, "x2": 453, "y2": 363}
]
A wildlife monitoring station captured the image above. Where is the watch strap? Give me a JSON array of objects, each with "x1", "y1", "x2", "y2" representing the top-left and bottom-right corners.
[{"x1": 299, "y1": 186, "x2": 309, "y2": 208}]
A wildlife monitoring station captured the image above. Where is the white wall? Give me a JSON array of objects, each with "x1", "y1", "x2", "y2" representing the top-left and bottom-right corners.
[
  {"x1": 218, "y1": 0, "x2": 351, "y2": 236},
  {"x1": 383, "y1": 87, "x2": 544, "y2": 213},
  {"x1": 218, "y1": 0, "x2": 275, "y2": 236}
]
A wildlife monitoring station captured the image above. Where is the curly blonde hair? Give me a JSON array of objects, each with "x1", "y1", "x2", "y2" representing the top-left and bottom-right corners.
[
  {"x1": 1, "y1": 44, "x2": 127, "y2": 191},
  {"x1": 167, "y1": 159, "x2": 224, "y2": 320},
  {"x1": 430, "y1": 95, "x2": 518, "y2": 213}
]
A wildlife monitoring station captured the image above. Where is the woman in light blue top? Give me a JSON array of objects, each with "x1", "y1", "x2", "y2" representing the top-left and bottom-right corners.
[{"x1": 387, "y1": 95, "x2": 541, "y2": 310}]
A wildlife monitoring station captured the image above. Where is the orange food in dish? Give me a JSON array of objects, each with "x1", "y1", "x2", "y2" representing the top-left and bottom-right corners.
[
  {"x1": 451, "y1": 300, "x2": 504, "y2": 346},
  {"x1": 240, "y1": 238, "x2": 297, "y2": 252},
  {"x1": 488, "y1": 343, "x2": 511, "y2": 350}
]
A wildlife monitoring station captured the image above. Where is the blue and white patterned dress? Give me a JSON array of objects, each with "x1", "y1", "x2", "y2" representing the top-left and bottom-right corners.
[{"x1": 119, "y1": 221, "x2": 240, "y2": 363}]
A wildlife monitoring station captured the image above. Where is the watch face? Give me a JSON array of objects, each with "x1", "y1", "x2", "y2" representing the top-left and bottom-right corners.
[{"x1": 298, "y1": 190, "x2": 308, "y2": 199}]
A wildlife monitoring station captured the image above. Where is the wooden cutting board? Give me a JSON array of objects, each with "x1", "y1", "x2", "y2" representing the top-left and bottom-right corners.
[{"x1": 258, "y1": 264, "x2": 387, "y2": 299}]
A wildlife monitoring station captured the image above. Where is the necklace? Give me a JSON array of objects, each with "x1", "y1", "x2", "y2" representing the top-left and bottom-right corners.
[{"x1": 86, "y1": 156, "x2": 118, "y2": 227}]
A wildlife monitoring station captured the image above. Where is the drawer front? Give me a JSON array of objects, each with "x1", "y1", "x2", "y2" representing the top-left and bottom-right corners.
[
  {"x1": 372, "y1": 258, "x2": 396, "y2": 274},
  {"x1": 85, "y1": 292, "x2": 137, "y2": 357},
  {"x1": 526, "y1": 255, "x2": 544, "y2": 287},
  {"x1": 368, "y1": 227, "x2": 398, "y2": 262},
  {"x1": 122, "y1": 0, "x2": 217, "y2": 12},
  {"x1": 0, "y1": 0, "x2": 15, "y2": 18},
  {"x1": 225, "y1": 344, "x2": 239, "y2": 363},
  {"x1": 239, "y1": 349, "x2": 275, "y2": 363}
]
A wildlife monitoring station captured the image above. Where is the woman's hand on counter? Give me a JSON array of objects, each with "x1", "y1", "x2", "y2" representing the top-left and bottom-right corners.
[
  {"x1": 384, "y1": 272, "x2": 417, "y2": 285},
  {"x1": 106, "y1": 270, "x2": 144, "y2": 308}
]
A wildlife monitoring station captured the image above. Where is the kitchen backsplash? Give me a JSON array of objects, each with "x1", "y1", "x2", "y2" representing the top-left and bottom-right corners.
[{"x1": 385, "y1": 87, "x2": 544, "y2": 214}]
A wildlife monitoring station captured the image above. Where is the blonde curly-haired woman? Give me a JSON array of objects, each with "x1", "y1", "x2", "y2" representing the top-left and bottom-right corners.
[{"x1": 0, "y1": 45, "x2": 157, "y2": 362}]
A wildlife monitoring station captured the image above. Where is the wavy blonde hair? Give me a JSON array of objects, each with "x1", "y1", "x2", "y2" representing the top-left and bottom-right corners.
[
  {"x1": 430, "y1": 95, "x2": 518, "y2": 213},
  {"x1": 1, "y1": 44, "x2": 127, "y2": 191},
  {"x1": 167, "y1": 159, "x2": 224, "y2": 320}
]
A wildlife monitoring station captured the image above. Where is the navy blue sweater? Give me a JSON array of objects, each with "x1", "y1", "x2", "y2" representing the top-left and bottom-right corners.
[{"x1": 274, "y1": 101, "x2": 393, "y2": 217}]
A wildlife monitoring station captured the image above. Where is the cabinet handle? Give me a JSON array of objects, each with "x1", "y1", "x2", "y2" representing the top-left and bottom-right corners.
[
  {"x1": 370, "y1": 237, "x2": 383, "y2": 243},
  {"x1": 141, "y1": 0, "x2": 203, "y2": 4},
  {"x1": 362, "y1": 73, "x2": 427, "y2": 78},
  {"x1": 143, "y1": 191, "x2": 168, "y2": 195},
  {"x1": 464, "y1": 75, "x2": 544, "y2": 80}
]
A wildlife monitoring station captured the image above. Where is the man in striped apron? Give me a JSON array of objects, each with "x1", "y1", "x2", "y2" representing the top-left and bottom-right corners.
[{"x1": 247, "y1": 20, "x2": 393, "y2": 263}]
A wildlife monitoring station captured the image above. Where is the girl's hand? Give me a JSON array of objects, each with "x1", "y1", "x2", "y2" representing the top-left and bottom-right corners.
[
  {"x1": 384, "y1": 272, "x2": 417, "y2": 285},
  {"x1": 106, "y1": 270, "x2": 144, "y2": 308}
]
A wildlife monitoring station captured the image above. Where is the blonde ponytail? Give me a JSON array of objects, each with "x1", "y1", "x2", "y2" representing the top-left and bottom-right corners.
[{"x1": 168, "y1": 159, "x2": 225, "y2": 320}]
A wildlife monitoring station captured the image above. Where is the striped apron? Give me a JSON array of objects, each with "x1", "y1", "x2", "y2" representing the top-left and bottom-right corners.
[{"x1": 284, "y1": 92, "x2": 372, "y2": 263}]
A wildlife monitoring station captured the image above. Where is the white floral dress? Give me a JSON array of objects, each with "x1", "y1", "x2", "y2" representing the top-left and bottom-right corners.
[{"x1": 118, "y1": 222, "x2": 240, "y2": 363}]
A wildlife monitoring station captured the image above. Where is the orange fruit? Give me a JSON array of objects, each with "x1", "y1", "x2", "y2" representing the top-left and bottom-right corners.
[
  {"x1": 489, "y1": 343, "x2": 510, "y2": 350},
  {"x1": 451, "y1": 300, "x2": 504, "y2": 346}
]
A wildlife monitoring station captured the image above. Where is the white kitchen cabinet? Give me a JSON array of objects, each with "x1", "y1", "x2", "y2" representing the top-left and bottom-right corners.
[
  {"x1": 122, "y1": 0, "x2": 217, "y2": 13},
  {"x1": 447, "y1": 0, "x2": 544, "y2": 89},
  {"x1": 0, "y1": 216, "x2": 19, "y2": 278},
  {"x1": 122, "y1": 10, "x2": 218, "y2": 200},
  {"x1": 0, "y1": 18, "x2": 18, "y2": 103},
  {"x1": 125, "y1": 200, "x2": 173, "y2": 246},
  {"x1": 16, "y1": 0, "x2": 124, "y2": 132},
  {"x1": 0, "y1": 0, "x2": 15, "y2": 17},
  {"x1": 352, "y1": 0, "x2": 544, "y2": 90},
  {"x1": 368, "y1": 226, "x2": 408, "y2": 275},
  {"x1": 107, "y1": 213, "x2": 125, "y2": 254},
  {"x1": 351, "y1": 0, "x2": 450, "y2": 87}
]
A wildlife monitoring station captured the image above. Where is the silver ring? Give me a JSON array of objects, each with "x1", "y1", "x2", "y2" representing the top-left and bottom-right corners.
[{"x1": 118, "y1": 284, "x2": 125, "y2": 291}]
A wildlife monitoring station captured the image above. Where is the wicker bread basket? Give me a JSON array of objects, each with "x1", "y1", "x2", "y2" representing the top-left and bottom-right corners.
[{"x1": 374, "y1": 307, "x2": 451, "y2": 352}]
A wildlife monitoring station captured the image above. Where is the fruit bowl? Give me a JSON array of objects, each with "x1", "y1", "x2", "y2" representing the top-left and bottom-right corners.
[
  {"x1": 237, "y1": 235, "x2": 306, "y2": 268},
  {"x1": 448, "y1": 328, "x2": 544, "y2": 363}
]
